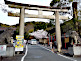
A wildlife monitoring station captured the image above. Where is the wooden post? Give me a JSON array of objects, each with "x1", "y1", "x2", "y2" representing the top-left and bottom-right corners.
[{"x1": 55, "y1": 11, "x2": 62, "y2": 52}]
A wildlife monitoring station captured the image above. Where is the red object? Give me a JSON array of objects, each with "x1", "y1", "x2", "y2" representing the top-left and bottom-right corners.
[
  {"x1": 54, "y1": 35, "x2": 56, "y2": 41},
  {"x1": 1, "y1": 47, "x2": 3, "y2": 50},
  {"x1": 65, "y1": 43, "x2": 66, "y2": 48},
  {"x1": 64, "y1": 33, "x2": 66, "y2": 38},
  {"x1": 47, "y1": 37, "x2": 49, "y2": 45}
]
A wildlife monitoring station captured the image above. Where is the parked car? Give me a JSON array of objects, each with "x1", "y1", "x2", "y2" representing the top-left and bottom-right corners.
[
  {"x1": 31, "y1": 39, "x2": 37, "y2": 45},
  {"x1": 28, "y1": 40, "x2": 31, "y2": 44}
]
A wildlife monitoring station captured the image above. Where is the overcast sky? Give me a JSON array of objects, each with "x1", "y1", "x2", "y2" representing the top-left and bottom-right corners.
[{"x1": 0, "y1": 0, "x2": 54, "y2": 25}]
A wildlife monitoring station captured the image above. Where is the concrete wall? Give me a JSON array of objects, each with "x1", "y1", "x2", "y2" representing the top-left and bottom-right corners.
[
  {"x1": 6, "y1": 47, "x2": 15, "y2": 57},
  {"x1": 0, "y1": 46, "x2": 15, "y2": 57}
]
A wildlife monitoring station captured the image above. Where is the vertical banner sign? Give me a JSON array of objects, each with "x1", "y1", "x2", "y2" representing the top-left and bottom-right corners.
[{"x1": 15, "y1": 35, "x2": 24, "y2": 51}]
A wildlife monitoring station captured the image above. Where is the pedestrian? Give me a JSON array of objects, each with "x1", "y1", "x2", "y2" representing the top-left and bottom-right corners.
[
  {"x1": 51, "y1": 41, "x2": 54, "y2": 52},
  {"x1": 50, "y1": 41, "x2": 54, "y2": 52}
]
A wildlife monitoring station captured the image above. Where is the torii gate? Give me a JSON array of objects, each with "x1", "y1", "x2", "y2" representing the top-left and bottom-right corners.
[{"x1": 4, "y1": 0, "x2": 69, "y2": 52}]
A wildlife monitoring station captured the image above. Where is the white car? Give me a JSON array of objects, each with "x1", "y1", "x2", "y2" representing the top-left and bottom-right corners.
[{"x1": 31, "y1": 39, "x2": 37, "y2": 45}]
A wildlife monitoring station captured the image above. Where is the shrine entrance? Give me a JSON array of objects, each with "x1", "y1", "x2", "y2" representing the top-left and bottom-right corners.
[{"x1": 4, "y1": 0, "x2": 69, "y2": 52}]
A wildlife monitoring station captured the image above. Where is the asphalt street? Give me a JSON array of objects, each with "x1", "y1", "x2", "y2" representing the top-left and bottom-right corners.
[
  {"x1": 24, "y1": 45, "x2": 76, "y2": 61},
  {"x1": 1, "y1": 44, "x2": 81, "y2": 61}
]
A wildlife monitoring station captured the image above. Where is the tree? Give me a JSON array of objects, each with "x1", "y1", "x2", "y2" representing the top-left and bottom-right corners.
[
  {"x1": 50, "y1": 0, "x2": 73, "y2": 7},
  {"x1": 47, "y1": 21, "x2": 53, "y2": 27},
  {"x1": 50, "y1": 0, "x2": 60, "y2": 7},
  {"x1": 28, "y1": 29, "x2": 34, "y2": 33},
  {"x1": 69, "y1": 0, "x2": 73, "y2": 2},
  {"x1": 34, "y1": 22, "x2": 47, "y2": 31},
  {"x1": 24, "y1": 32, "x2": 29, "y2": 40},
  {"x1": 61, "y1": 20, "x2": 74, "y2": 34}
]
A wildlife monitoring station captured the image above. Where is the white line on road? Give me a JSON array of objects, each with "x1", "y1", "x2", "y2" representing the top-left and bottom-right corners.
[
  {"x1": 38, "y1": 45, "x2": 54, "y2": 53},
  {"x1": 57, "y1": 54, "x2": 77, "y2": 61},
  {"x1": 21, "y1": 45, "x2": 28, "y2": 61},
  {"x1": 38, "y1": 45, "x2": 77, "y2": 61}
]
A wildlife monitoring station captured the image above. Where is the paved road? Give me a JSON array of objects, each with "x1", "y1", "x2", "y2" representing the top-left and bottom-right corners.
[
  {"x1": 24, "y1": 45, "x2": 76, "y2": 61},
  {"x1": 2, "y1": 45, "x2": 81, "y2": 61}
]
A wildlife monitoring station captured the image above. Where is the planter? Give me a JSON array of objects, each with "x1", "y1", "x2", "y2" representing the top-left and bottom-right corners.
[
  {"x1": 73, "y1": 44, "x2": 81, "y2": 56},
  {"x1": 68, "y1": 44, "x2": 81, "y2": 56}
]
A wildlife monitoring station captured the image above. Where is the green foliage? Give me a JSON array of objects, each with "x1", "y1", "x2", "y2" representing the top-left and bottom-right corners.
[
  {"x1": 47, "y1": 21, "x2": 53, "y2": 27},
  {"x1": 61, "y1": 19, "x2": 81, "y2": 35},
  {"x1": 24, "y1": 32, "x2": 29, "y2": 40},
  {"x1": 0, "y1": 23, "x2": 10, "y2": 27},
  {"x1": 24, "y1": 22, "x2": 55, "y2": 39},
  {"x1": 34, "y1": 22, "x2": 47, "y2": 31},
  {"x1": 69, "y1": 0, "x2": 73, "y2": 2},
  {"x1": 50, "y1": 0, "x2": 60, "y2": 6},
  {"x1": 50, "y1": 0, "x2": 73, "y2": 7},
  {"x1": 28, "y1": 29, "x2": 34, "y2": 33},
  {"x1": 73, "y1": 18, "x2": 78, "y2": 24},
  {"x1": 61, "y1": 20, "x2": 74, "y2": 33},
  {"x1": 11, "y1": 22, "x2": 55, "y2": 38},
  {"x1": 16, "y1": 29, "x2": 19, "y2": 34}
]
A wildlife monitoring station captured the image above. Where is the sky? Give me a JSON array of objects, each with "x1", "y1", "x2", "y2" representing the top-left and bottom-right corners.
[{"x1": 0, "y1": 0, "x2": 54, "y2": 25}]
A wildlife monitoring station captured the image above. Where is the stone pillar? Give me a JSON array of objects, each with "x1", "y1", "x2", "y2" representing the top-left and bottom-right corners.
[
  {"x1": 19, "y1": 7, "x2": 25, "y2": 36},
  {"x1": 55, "y1": 11, "x2": 62, "y2": 52}
]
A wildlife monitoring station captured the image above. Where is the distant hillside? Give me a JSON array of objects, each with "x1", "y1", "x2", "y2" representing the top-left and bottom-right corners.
[
  {"x1": 0, "y1": 23, "x2": 10, "y2": 27},
  {"x1": 0, "y1": 22, "x2": 55, "y2": 40},
  {"x1": 0, "y1": 23, "x2": 11, "y2": 34},
  {"x1": 25, "y1": 23, "x2": 34, "y2": 33},
  {"x1": 12, "y1": 21, "x2": 54, "y2": 33}
]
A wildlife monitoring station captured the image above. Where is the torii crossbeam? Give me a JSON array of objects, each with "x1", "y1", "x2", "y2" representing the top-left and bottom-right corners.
[{"x1": 4, "y1": 0, "x2": 69, "y2": 52}]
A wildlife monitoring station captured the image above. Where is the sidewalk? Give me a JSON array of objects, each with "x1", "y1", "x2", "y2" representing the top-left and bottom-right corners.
[
  {"x1": 0, "y1": 47, "x2": 26, "y2": 61},
  {"x1": 0, "y1": 54, "x2": 24, "y2": 61}
]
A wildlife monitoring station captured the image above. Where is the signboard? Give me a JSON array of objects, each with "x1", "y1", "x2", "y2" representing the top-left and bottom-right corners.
[
  {"x1": 15, "y1": 35, "x2": 24, "y2": 51},
  {"x1": 65, "y1": 37, "x2": 69, "y2": 43},
  {"x1": 0, "y1": 45, "x2": 6, "y2": 56}
]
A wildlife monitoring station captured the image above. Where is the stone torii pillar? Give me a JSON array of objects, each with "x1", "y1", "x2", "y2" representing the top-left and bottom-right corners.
[
  {"x1": 19, "y1": 7, "x2": 25, "y2": 36},
  {"x1": 55, "y1": 11, "x2": 61, "y2": 52}
]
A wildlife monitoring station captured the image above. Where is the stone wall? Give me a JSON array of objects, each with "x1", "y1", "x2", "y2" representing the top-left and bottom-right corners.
[{"x1": 0, "y1": 28, "x2": 14, "y2": 44}]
